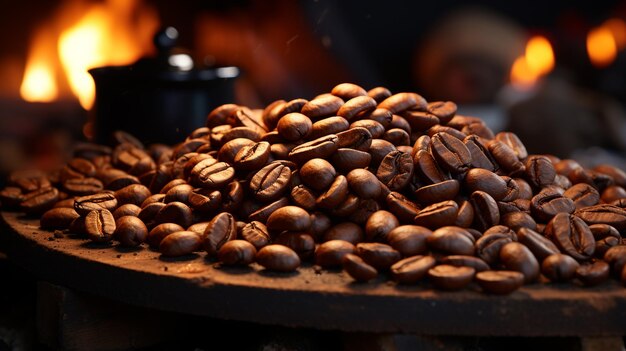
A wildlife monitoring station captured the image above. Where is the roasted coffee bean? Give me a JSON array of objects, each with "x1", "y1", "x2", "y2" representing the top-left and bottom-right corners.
[
  {"x1": 465, "y1": 168, "x2": 508, "y2": 201},
  {"x1": 332, "y1": 83, "x2": 367, "y2": 100},
  {"x1": 154, "y1": 202, "x2": 193, "y2": 228},
  {"x1": 141, "y1": 194, "x2": 165, "y2": 208},
  {"x1": 331, "y1": 148, "x2": 371, "y2": 172},
  {"x1": 221, "y1": 181, "x2": 244, "y2": 213},
  {"x1": 160, "y1": 231, "x2": 202, "y2": 256},
  {"x1": 316, "y1": 175, "x2": 349, "y2": 209},
  {"x1": 147, "y1": 223, "x2": 185, "y2": 248},
  {"x1": 603, "y1": 245, "x2": 626, "y2": 277},
  {"x1": 387, "y1": 225, "x2": 431, "y2": 256},
  {"x1": 569, "y1": 168, "x2": 614, "y2": 192},
  {"x1": 276, "y1": 113, "x2": 312, "y2": 141},
  {"x1": 428, "y1": 265, "x2": 475, "y2": 291},
  {"x1": 501, "y1": 211, "x2": 537, "y2": 232},
  {"x1": 364, "y1": 210, "x2": 399, "y2": 242},
  {"x1": 249, "y1": 162, "x2": 292, "y2": 202},
  {"x1": 356, "y1": 243, "x2": 401, "y2": 269},
  {"x1": 266, "y1": 206, "x2": 312, "y2": 234},
  {"x1": 389, "y1": 255, "x2": 435, "y2": 284},
  {"x1": 217, "y1": 240, "x2": 257, "y2": 266},
  {"x1": 206, "y1": 104, "x2": 238, "y2": 127},
  {"x1": 160, "y1": 179, "x2": 188, "y2": 195},
  {"x1": 21, "y1": 187, "x2": 59, "y2": 214},
  {"x1": 499, "y1": 242, "x2": 540, "y2": 283},
  {"x1": 275, "y1": 98, "x2": 308, "y2": 122},
  {"x1": 256, "y1": 245, "x2": 301, "y2": 272},
  {"x1": 524, "y1": 155, "x2": 556, "y2": 189},
  {"x1": 220, "y1": 127, "x2": 263, "y2": 144},
  {"x1": 541, "y1": 253, "x2": 579, "y2": 282},
  {"x1": 427, "y1": 125, "x2": 467, "y2": 141},
  {"x1": 514, "y1": 178, "x2": 533, "y2": 200},
  {"x1": 350, "y1": 119, "x2": 385, "y2": 139},
  {"x1": 366, "y1": 86, "x2": 391, "y2": 103},
  {"x1": 290, "y1": 185, "x2": 318, "y2": 211},
  {"x1": 274, "y1": 232, "x2": 315, "y2": 259},
  {"x1": 342, "y1": 254, "x2": 378, "y2": 282},
  {"x1": 601, "y1": 186, "x2": 626, "y2": 203},
  {"x1": 346, "y1": 169, "x2": 381, "y2": 200},
  {"x1": 301, "y1": 94, "x2": 344, "y2": 118},
  {"x1": 427, "y1": 226, "x2": 475, "y2": 256},
  {"x1": 488, "y1": 140, "x2": 525, "y2": 174},
  {"x1": 454, "y1": 200, "x2": 474, "y2": 228},
  {"x1": 85, "y1": 209, "x2": 116, "y2": 243},
  {"x1": 594, "y1": 164, "x2": 626, "y2": 187},
  {"x1": 322, "y1": 222, "x2": 363, "y2": 244},
  {"x1": 345, "y1": 198, "x2": 378, "y2": 225},
  {"x1": 413, "y1": 150, "x2": 449, "y2": 185},
  {"x1": 74, "y1": 192, "x2": 117, "y2": 216},
  {"x1": 589, "y1": 224, "x2": 621, "y2": 257},
  {"x1": 401, "y1": 110, "x2": 439, "y2": 132},
  {"x1": 495, "y1": 132, "x2": 527, "y2": 160},
  {"x1": 0, "y1": 187, "x2": 23, "y2": 209},
  {"x1": 531, "y1": 188, "x2": 576, "y2": 222},
  {"x1": 383, "y1": 128, "x2": 411, "y2": 146},
  {"x1": 218, "y1": 138, "x2": 256, "y2": 165},
  {"x1": 516, "y1": 227, "x2": 560, "y2": 261},
  {"x1": 470, "y1": 191, "x2": 500, "y2": 231},
  {"x1": 233, "y1": 141, "x2": 270, "y2": 170},
  {"x1": 112, "y1": 204, "x2": 141, "y2": 219},
  {"x1": 426, "y1": 101, "x2": 456, "y2": 124},
  {"x1": 362, "y1": 108, "x2": 393, "y2": 129},
  {"x1": 40, "y1": 207, "x2": 80, "y2": 229},
  {"x1": 190, "y1": 159, "x2": 235, "y2": 189},
  {"x1": 115, "y1": 216, "x2": 148, "y2": 247},
  {"x1": 173, "y1": 139, "x2": 209, "y2": 159},
  {"x1": 337, "y1": 96, "x2": 377, "y2": 121},
  {"x1": 462, "y1": 136, "x2": 497, "y2": 172},
  {"x1": 300, "y1": 159, "x2": 336, "y2": 191},
  {"x1": 240, "y1": 221, "x2": 271, "y2": 249},
  {"x1": 576, "y1": 261, "x2": 610, "y2": 286},
  {"x1": 414, "y1": 200, "x2": 458, "y2": 229},
  {"x1": 248, "y1": 197, "x2": 290, "y2": 223},
  {"x1": 475, "y1": 270, "x2": 524, "y2": 294},
  {"x1": 187, "y1": 188, "x2": 221, "y2": 213},
  {"x1": 376, "y1": 150, "x2": 413, "y2": 191},
  {"x1": 10, "y1": 170, "x2": 51, "y2": 192},
  {"x1": 336, "y1": 127, "x2": 373, "y2": 151},
  {"x1": 203, "y1": 212, "x2": 237, "y2": 256},
  {"x1": 553, "y1": 174, "x2": 573, "y2": 191},
  {"x1": 475, "y1": 232, "x2": 515, "y2": 265},
  {"x1": 315, "y1": 240, "x2": 356, "y2": 268},
  {"x1": 430, "y1": 132, "x2": 471, "y2": 174},
  {"x1": 138, "y1": 202, "x2": 166, "y2": 228},
  {"x1": 369, "y1": 139, "x2": 397, "y2": 169},
  {"x1": 574, "y1": 204, "x2": 626, "y2": 232},
  {"x1": 414, "y1": 179, "x2": 459, "y2": 205},
  {"x1": 500, "y1": 176, "x2": 520, "y2": 202},
  {"x1": 545, "y1": 213, "x2": 595, "y2": 261},
  {"x1": 233, "y1": 106, "x2": 268, "y2": 133},
  {"x1": 379, "y1": 92, "x2": 427, "y2": 114},
  {"x1": 288, "y1": 135, "x2": 339, "y2": 164},
  {"x1": 114, "y1": 184, "x2": 151, "y2": 206},
  {"x1": 440, "y1": 255, "x2": 490, "y2": 272},
  {"x1": 385, "y1": 192, "x2": 420, "y2": 223},
  {"x1": 310, "y1": 116, "x2": 350, "y2": 139},
  {"x1": 63, "y1": 177, "x2": 103, "y2": 195}
]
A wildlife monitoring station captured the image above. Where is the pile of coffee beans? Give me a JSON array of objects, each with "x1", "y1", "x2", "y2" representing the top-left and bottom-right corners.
[{"x1": 2, "y1": 82, "x2": 626, "y2": 294}]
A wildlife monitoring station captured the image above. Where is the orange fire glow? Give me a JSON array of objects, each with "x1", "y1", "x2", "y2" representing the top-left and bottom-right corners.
[
  {"x1": 510, "y1": 35, "x2": 555, "y2": 89},
  {"x1": 20, "y1": 0, "x2": 159, "y2": 109},
  {"x1": 587, "y1": 26, "x2": 618, "y2": 68}
]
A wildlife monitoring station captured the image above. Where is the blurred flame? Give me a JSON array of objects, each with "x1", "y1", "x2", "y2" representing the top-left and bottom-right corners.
[
  {"x1": 20, "y1": 30, "x2": 58, "y2": 102},
  {"x1": 587, "y1": 26, "x2": 618, "y2": 68},
  {"x1": 510, "y1": 35, "x2": 554, "y2": 89},
  {"x1": 604, "y1": 18, "x2": 626, "y2": 50},
  {"x1": 20, "y1": 0, "x2": 159, "y2": 109}
]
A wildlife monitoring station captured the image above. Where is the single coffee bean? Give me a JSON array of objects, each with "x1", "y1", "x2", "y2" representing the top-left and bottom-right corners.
[
  {"x1": 112, "y1": 203, "x2": 141, "y2": 219},
  {"x1": 249, "y1": 162, "x2": 292, "y2": 202},
  {"x1": 266, "y1": 206, "x2": 312, "y2": 233},
  {"x1": 160, "y1": 179, "x2": 188, "y2": 195},
  {"x1": 316, "y1": 175, "x2": 349, "y2": 209},
  {"x1": 463, "y1": 135, "x2": 498, "y2": 172},
  {"x1": 337, "y1": 96, "x2": 377, "y2": 121},
  {"x1": 367, "y1": 86, "x2": 392, "y2": 103},
  {"x1": 541, "y1": 254, "x2": 579, "y2": 282},
  {"x1": 516, "y1": 227, "x2": 560, "y2": 261},
  {"x1": 603, "y1": 245, "x2": 626, "y2": 277},
  {"x1": 85, "y1": 209, "x2": 116, "y2": 243},
  {"x1": 288, "y1": 135, "x2": 339, "y2": 164},
  {"x1": 524, "y1": 155, "x2": 556, "y2": 188},
  {"x1": 453, "y1": 200, "x2": 474, "y2": 228},
  {"x1": 576, "y1": 261, "x2": 610, "y2": 286},
  {"x1": 159, "y1": 231, "x2": 202, "y2": 257},
  {"x1": 488, "y1": 140, "x2": 525, "y2": 175},
  {"x1": 301, "y1": 94, "x2": 344, "y2": 118},
  {"x1": 385, "y1": 192, "x2": 420, "y2": 223},
  {"x1": 574, "y1": 204, "x2": 626, "y2": 232},
  {"x1": 332, "y1": 82, "x2": 367, "y2": 100},
  {"x1": 593, "y1": 164, "x2": 626, "y2": 187},
  {"x1": 501, "y1": 211, "x2": 537, "y2": 232},
  {"x1": 387, "y1": 225, "x2": 431, "y2": 256},
  {"x1": 390, "y1": 255, "x2": 436, "y2": 283},
  {"x1": 315, "y1": 240, "x2": 356, "y2": 268},
  {"x1": 545, "y1": 213, "x2": 595, "y2": 261},
  {"x1": 220, "y1": 126, "x2": 263, "y2": 144},
  {"x1": 378, "y1": 92, "x2": 427, "y2": 114},
  {"x1": 323, "y1": 222, "x2": 363, "y2": 244},
  {"x1": 336, "y1": 127, "x2": 373, "y2": 151},
  {"x1": 0, "y1": 186, "x2": 23, "y2": 209},
  {"x1": 300, "y1": 159, "x2": 336, "y2": 191},
  {"x1": 217, "y1": 240, "x2": 257, "y2": 266},
  {"x1": 500, "y1": 176, "x2": 520, "y2": 202},
  {"x1": 248, "y1": 197, "x2": 290, "y2": 223},
  {"x1": 188, "y1": 188, "x2": 222, "y2": 213},
  {"x1": 277, "y1": 113, "x2": 312, "y2": 141},
  {"x1": 495, "y1": 132, "x2": 527, "y2": 160},
  {"x1": 147, "y1": 223, "x2": 185, "y2": 248},
  {"x1": 414, "y1": 179, "x2": 459, "y2": 205},
  {"x1": 589, "y1": 224, "x2": 621, "y2": 257},
  {"x1": 154, "y1": 202, "x2": 193, "y2": 228},
  {"x1": 240, "y1": 221, "x2": 271, "y2": 249},
  {"x1": 383, "y1": 128, "x2": 411, "y2": 146},
  {"x1": 40, "y1": 207, "x2": 80, "y2": 229},
  {"x1": 138, "y1": 202, "x2": 166, "y2": 228},
  {"x1": 531, "y1": 188, "x2": 576, "y2": 222},
  {"x1": 475, "y1": 270, "x2": 524, "y2": 295},
  {"x1": 465, "y1": 168, "x2": 508, "y2": 201},
  {"x1": 401, "y1": 110, "x2": 439, "y2": 132},
  {"x1": 203, "y1": 212, "x2": 237, "y2": 256},
  {"x1": 206, "y1": 103, "x2": 239, "y2": 127},
  {"x1": 115, "y1": 184, "x2": 151, "y2": 206},
  {"x1": 233, "y1": 141, "x2": 271, "y2": 170},
  {"x1": 290, "y1": 185, "x2": 318, "y2": 211},
  {"x1": 430, "y1": 132, "x2": 472, "y2": 174},
  {"x1": 331, "y1": 148, "x2": 371, "y2": 173},
  {"x1": 428, "y1": 265, "x2": 475, "y2": 291},
  {"x1": 310, "y1": 116, "x2": 350, "y2": 140},
  {"x1": 141, "y1": 194, "x2": 165, "y2": 208},
  {"x1": 274, "y1": 232, "x2": 316, "y2": 259},
  {"x1": 342, "y1": 254, "x2": 378, "y2": 282},
  {"x1": 356, "y1": 243, "x2": 401, "y2": 270},
  {"x1": 414, "y1": 200, "x2": 458, "y2": 229},
  {"x1": 475, "y1": 232, "x2": 514, "y2": 265},
  {"x1": 601, "y1": 185, "x2": 626, "y2": 203},
  {"x1": 376, "y1": 150, "x2": 413, "y2": 191},
  {"x1": 413, "y1": 150, "x2": 449, "y2": 185},
  {"x1": 21, "y1": 187, "x2": 59, "y2": 214},
  {"x1": 440, "y1": 255, "x2": 490, "y2": 272},
  {"x1": 233, "y1": 106, "x2": 268, "y2": 133},
  {"x1": 350, "y1": 119, "x2": 385, "y2": 139},
  {"x1": 364, "y1": 210, "x2": 399, "y2": 242},
  {"x1": 499, "y1": 242, "x2": 540, "y2": 283},
  {"x1": 114, "y1": 216, "x2": 148, "y2": 247},
  {"x1": 256, "y1": 245, "x2": 301, "y2": 272},
  {"x1": 427, "y1": 125, "x2": 467, "y2": 141},
  {"x1": 190, "y1": 160, "x2": 235, "y2": 189},
  {"x1": 427, "y1": 101, "x2": 457, "y2": 124},
  {"x1": 346, "y1": 169, "x2": 381, "y2": 200},
  {"x1": 569, "y1": 168, "x2": 614, "y2": 192},
  {"x1": 470, "y1": 191, "x2": 500, "y2": 231}
]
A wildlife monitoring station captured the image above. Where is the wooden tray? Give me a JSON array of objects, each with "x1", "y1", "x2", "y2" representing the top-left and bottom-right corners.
[{"x1": 2, "y1": 211, "x2": 626, "y2": 336}]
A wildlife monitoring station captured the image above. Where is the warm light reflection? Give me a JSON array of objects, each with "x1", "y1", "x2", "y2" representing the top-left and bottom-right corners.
[
  {"x1": 20, "y1": 0, "x2": 159, "y2": 109},
  {"x1": 587, "y1": 26, "x2": 617, "y2": 68},
  {"x1": 604, "y1": 18, "x2": 626, "y2": 50},
  {"x1": 20, "y1": 31, "x2": 58, "y2": 102},
  {"x1": 510, "y1": 35, "x2": 555, "y2": 89}
]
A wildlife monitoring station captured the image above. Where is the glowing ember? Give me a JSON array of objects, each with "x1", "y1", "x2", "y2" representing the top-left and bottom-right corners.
[
  {"x1": 20, "y1": 31, "x2": 58, "y2": 102},
  {"x1": 587, "y1": 26, "x2": 618, "y2": 68},
  {"x1": 510, "y1": 35, "x2": 555, "y2": 89}
]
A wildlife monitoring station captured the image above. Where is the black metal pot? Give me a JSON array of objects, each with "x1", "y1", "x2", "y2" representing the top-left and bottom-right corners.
[{"x1": 89, "y1": 27, "x2": 239, "y2": 145}]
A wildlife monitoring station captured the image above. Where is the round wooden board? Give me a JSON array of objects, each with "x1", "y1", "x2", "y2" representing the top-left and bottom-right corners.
[{"x1": 2, "y1": 211, "x2": 626, "y2": 336}]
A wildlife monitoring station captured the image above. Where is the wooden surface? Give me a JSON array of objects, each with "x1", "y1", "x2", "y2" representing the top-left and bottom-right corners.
[{"x1": 3, "y1": 211, "x2": 626, "y2": 336}]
